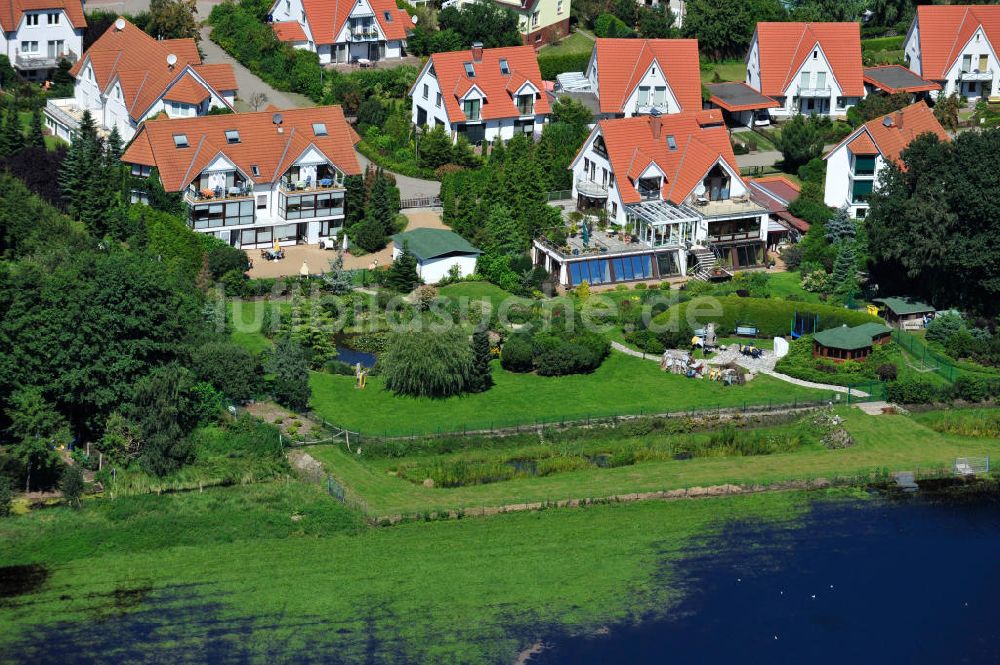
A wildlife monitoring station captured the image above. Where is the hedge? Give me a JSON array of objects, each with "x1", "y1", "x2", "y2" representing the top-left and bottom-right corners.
[
  {"x1": 652, "y1": 296, "x2": 881, "y2": 338},
  {"x1": 861, "y1": 36, "x2": 904, "y2": 53},
  {"x1": 538, "y1": 52, "x2": 592, "y2": 80}
]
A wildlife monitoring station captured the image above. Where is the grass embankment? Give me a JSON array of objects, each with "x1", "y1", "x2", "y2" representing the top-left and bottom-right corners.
[
  {"x1": 0, "y1": 484, "x2": 816, "y2": 663},
  {"x1": 307, "y1": 409, "x2": 1000, "y2": 516},
  {"x1": 310, "y1": 353, "x2": 828, "y2": 435},
  {"x1": 912, "y1": 407, "x2": 1000, "y2": 438},
  {"x1": 701, "y1": 61, "x2": 747, "y2": 83}
]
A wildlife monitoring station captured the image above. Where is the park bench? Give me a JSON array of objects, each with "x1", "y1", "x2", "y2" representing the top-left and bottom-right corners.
[{"x1": 735, "y1": 325, "x2": 758, "y2": 338}]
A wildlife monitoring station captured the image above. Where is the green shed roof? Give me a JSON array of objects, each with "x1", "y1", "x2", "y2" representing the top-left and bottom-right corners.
[
  {"x1": 813, "y1": 323, "x2": 892, "y2": 350},
  {"x1": 392, "y1": 228, "x2": 481, "y2": 262},
  {"x1": 873, "y1": 297, "x2": 935, "y2": 316}
]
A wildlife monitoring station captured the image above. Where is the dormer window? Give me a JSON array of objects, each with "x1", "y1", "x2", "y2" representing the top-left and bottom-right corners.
[
  {"x1": 312, "y1": 122, "x2": 328, "y2": 136},
  {"x1": 225, "y1": 129, "x2": 240, "y2": 144},
  {"x1": 703, "y1": 164, "x2": 731, "y2": 202},
  {"x1": 637, "y1": 177, "x2": 661, "y2": 200},
  {"x1": 666, "y1": 135, "x2": 677, "y2": 151},
  {"x1": 173, "y1": 134, "x2": 189, "y2": 148},
  {"x1": 499, "y1": 58, "x2": 510, "y2": 75},
  {"x1": 464, "y1": 62, "x2": 475, "y2": 78},
  {"x1": 517, "y1": 93, "x2": 534, "y2": 116}
]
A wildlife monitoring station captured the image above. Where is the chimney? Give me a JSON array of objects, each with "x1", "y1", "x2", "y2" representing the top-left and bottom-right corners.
[
  {"x1": 471, "y1": 42, "x2": 483, "y2": 62},
  {"x1": 894, "y1": 110, "x2": 903, "y2": 130},
  {"x1": 649, "y1": 107, "x2": 662, "y2": 139}
]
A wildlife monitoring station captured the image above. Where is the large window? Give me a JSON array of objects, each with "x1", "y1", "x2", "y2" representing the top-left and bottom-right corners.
[
  {"x1": 190, "y1": 200, "x2": 254, "y2": 230},
  {"x1": 851, "y1": 179, "x2": 874, "y2": 204},
  {"x1": 279, "y1": 192, "x2": 344, "y2": 220},
  {"x1": 463, "y1": 99, "x2": 481, "y2": 121},
  {"x1": 569, "y1": 259, "x2": 612, "y2": 286},
  {"x1": 636, "y1": 177, "x2": 661, "y2": 200},
  {"x1": 709, "y1": 217, "x2": 760, "y2": 242},
  {"x1": 240, "y1": 227, "x2": 273, "y2": 246},
  {"x1": 517, "y1": 94, "x2": 534, "y2": 116},
  {"x1": 853, "y1": 155, "x2": 876, "y2": 176},
  {"x1": 655, "y1": 252, "x2": 679, "y2": 277},
  {"x1": 703, "y1": 164, "x2": 731, "y2": 201},
  {"x1": 611, "y1": 255, "x2": 653, "y2": 281}
]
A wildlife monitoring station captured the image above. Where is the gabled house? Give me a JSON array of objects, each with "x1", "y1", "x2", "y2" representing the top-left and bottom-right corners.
[
  {"x1": 409, "y1": 43, "x2": 550, "y2": 144},
  {"x1": 533, "y1": 110, "x2": 770, "y2": 287},
  {"x1": 584, "y1": 38, "x2": 701, "y2": 119},
  {"x1": 1, "y1": 0, "x2": 85, "y2": 80},
  {"x1": 823, "y1": 101, "x2": 949, "y2": 219},
  {"x1": 903, "y1": 4, "x2": 1000, "y2": 102},
  {"x1": 121, "y1": 106, "x2": 362, "y2": 249},
  {"x1": 268, "y1": 0, "x2": 412, "y2": 64},
  {"x1": 44, "y1": 18, "x2": 237, "y2": 143},
  {"x1": 746, "y1": 22, "x2": 864, "y2": 118}
]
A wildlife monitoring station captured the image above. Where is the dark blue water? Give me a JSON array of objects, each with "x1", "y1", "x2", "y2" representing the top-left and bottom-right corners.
[
  {"x1": 530, "y1": 488, "x2": 1000, "y2": 665},
  {"x1": 336, "y1": 346, "x2": 376, "y2": 368}
]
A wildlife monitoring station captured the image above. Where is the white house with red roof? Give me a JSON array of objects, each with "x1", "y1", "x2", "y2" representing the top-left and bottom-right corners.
[
  {"x1": 746, "y1": 22, "x2": 864, "y2": 118},
  {"x1": 121, "y1": 106, "x2": 362, "y2": 249},
  {"x1": 268, "y1": 0, "x2": 411, "y2": 64},
  {"x1": 823, "y1": 101, "x2": 949, "y2": 219},
  {"x1": 44, "y1": 18, "x2": 237, "y2": 143},
  {"x1": 533, "y1": 110, "x2": 770, "y2": 286},
  {"x1": 0, "y1": 0, "x2": 85, "y2": 80},
  {"x1": 582, "y1": 38, "x2": 702, "y2": 119},
  {"x1": 904, "y1": 4, "x2": 1000, "y2": 102},
  {"x1": 409, "y1": 43, "x2": 549, "y2": 144}
]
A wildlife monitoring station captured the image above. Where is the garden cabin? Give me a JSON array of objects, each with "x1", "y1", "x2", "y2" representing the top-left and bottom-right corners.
[
  {"x1": 903, "y1": 4, "x2": 1000, "y2": 103},
  {"x1": 409, "y1": 43, "x2": 550, "y2": 145},
  {"x1": 873, "y1": 297, "x2": 935, "y2": 330},
  {"x1": 812, "y1": 323, "x2": 892, "y2": 362},
  {"x1": 392, "y1": 228, "x2": 481, "y2": 283},
  {"x1": 745, "y1": 22, "x2": 864, "y2": 118},
  {"x1": 823, "y1": 101, "x2": 948, "y2": 219}
]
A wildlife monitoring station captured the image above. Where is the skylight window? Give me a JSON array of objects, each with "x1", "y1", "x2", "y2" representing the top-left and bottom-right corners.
[
  {"x1": 225, "y1": 129, "x2": 240, "y2": 144},
  {"x1": 312, "y1": 122, "x2": 328, "y2": 136},
  {"x1": 666, "y1": 135, "x2": 677, "y2": 151},
  {"x1": 499, "y1": 58, "x2": 510, "y2": 75},
  {"x1": 464, "y1": 62, "x2": 475, "y2": 78},
  {"x1": 251, "y1": 165, "x2": 260, "y2": 177},
  {"x1": 173, "y1": 134, "x2": 188, "y2": 148},
  {"x1": 384, "y1": 10, "x2": 392, "y2": 21}
]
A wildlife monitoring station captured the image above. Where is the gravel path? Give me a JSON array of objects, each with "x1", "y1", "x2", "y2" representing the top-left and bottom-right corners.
[{"x1": 355, "y1": 151, "x2": 441, "y2": 199}]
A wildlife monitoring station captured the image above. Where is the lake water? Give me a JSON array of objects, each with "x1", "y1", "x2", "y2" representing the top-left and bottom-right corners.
[
  {"x1": 336, "y1": 346, "x2": 376, "y2": 368},
  {"x1": 529, "y1": 485, "x2": 1000, "y2": 665}
]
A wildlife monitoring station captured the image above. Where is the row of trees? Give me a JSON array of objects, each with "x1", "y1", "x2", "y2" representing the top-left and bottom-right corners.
[
  {"x1": 345, "y1": 166, "x2": 403, "y2": 253},
  {"x1": 407, "y1": 2, "x2": 524, "y2": 57}
]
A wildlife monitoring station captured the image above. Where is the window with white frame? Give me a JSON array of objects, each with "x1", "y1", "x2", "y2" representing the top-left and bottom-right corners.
[
  {"x1": 25, "y1": 14, "x2": 39, "y2": 26},
  {"x1": 531, "y1": 10, "x2": 539, "y2": 27},
  {"x1": 20, "y1": 41, "x2": 39, "y2": 53},
  {"x1": 47, "y1": 12, "x2": 59, "y2": 24}
]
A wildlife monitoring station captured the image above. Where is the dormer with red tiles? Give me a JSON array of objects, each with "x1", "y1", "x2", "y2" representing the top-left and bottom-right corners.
[
  {"x1": 904, "y1": 4, "x2": 1000, "y2": 103},
  {"x1": 746, "y1": 22, "x2": 864, "y2": 118},
  {"x1": 409, "y1": 43, "x2": 550, "y2": 145}
]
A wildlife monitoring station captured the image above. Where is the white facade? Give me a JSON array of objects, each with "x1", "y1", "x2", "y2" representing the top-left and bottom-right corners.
[
  {"x1": 904, "y1": 21, "x2": 1000, "y2": 101},
  {"x1": 409, "y1": 62, "x2": 547, "y2": 144},
  {"x1": 391, "y1": 246, "x2": 478, "y2": 283},
  {"x1": 823, "y1": 135, "x2": 886, "y2": 219},
  {"x1": 269, "y1": 0, "x2": 407, "y2": 64},
  {"x1": 585, "y1": 56, "x2": 682, "y2": 118},
  {"x1": 746, "y1": 38, "x2": 860, "y2": 118},
  {"x1": 46, "y1": 61, "x2": 235, "y2": 143},
  {"x1": 2, "y1": 7, "x2": 83, "y2": 79}
]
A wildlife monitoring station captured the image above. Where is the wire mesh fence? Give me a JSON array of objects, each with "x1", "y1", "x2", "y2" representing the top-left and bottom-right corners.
[{"x1": 892, "y1": 329, "x2": 957, "y2": 382}]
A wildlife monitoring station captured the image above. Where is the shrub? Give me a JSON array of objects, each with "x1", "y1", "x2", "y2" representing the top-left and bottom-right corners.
[
  {"x1": 876, "y1": 363, "x2": 898, "y2": 381},
  {"x1": 952, "y1": 376, "x2": 991, "y2": 403},
  {"x1": 533, "y1": 336, "x2": 594, "y2": 376},
  {"x1": 885, "y1": 378, "x2": 939, "y2": 404},
  {"x1": 221, "y1": 269, "x2": 247, "y2": 297},
  {"x1": 59, "y1": 465, "x2": 84, "y2": 508},
  {"x1": 926, "y1": 311, "x2": 965, "y2": 344},
  {"x1": 500, "y1": 333, "x2": 534, "y2": 372},
  {"x1": 537, "y1": 52, "x2": 592, "y2": 80},
  {"x1": 381, "y1": 328, "x2": 473, "y2": 398},
  {"x1": 0, "y1": 476, "x2": 12, "y2": 517},
  {"x1": 188, "y1": 342, "x2": 260, "y2": 401}
]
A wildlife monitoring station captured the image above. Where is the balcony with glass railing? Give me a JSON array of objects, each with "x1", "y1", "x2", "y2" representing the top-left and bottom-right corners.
[
  {"x1": 960, "y1": 68, "x2": 993, "y2": 82},
  {"x1": 575, "y1": 176, "x2": 608, "y2": 198},
  {"x1": 797, "y1": 86, "x2": 832, "y2": 97}
]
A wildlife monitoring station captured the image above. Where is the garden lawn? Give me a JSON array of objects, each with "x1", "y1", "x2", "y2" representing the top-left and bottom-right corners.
[
  {"x1": 438, "y1": 281, "x2": 522, "y2": 308},
  {"x1": 701, "y1": 61, "x2": 747, "y2": 83},
  {"x1": 767, "y1": 271, "x2": 820, "y2": 303},
  {"x1": 538, "y1": 30, "x2": 593, "y2": 56},
  {"x1": 18, "y1": 111, "x2": 63, "y2": 150},
  {"x1": 0, "y1": 484, "x2": 818, "y2": 663},
  {"x1": 309, "y1": 352, "x2": 829, "y2": 435},
  {"x1": 308, "y1": 409, "x2": 1000, "y2": 516}
]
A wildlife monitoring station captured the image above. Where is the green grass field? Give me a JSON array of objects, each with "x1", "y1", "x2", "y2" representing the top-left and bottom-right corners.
[
  {"x1": 18, "y1": 110, "x2": 63, "y2": 150},
  {"x1": 307, "y1": 408, "x2": 1000, "y2": 516},
  {"x1": 767, "y1": 271, "x2": 821, "y2": 303},
  {"x1": 0, "y1": 482, "x2": 822, "y2": 662},
  {"x1": 701, "y1": 61, "x2": 747, "y2": 84},
  {"x1": 310, "y1": 353, "x2": 829, "y2": 435},
  {"x1": 538, "y1": 30, "x2": 594, "y2": 57}
]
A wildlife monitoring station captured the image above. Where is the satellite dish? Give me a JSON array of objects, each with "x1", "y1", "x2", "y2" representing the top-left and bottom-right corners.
[
  {"x1": 115, "y1": 17, "x2": 126, "y2": 30},
  {"x1": 272, "y1": 112, "x2": 284, "y2": 125},
  {"x1": 166, "y1": 53, "x2": 177, "y2": 67},
  {"x1": 411, "y1": 14, "x2": 418, "y2": 24},
  {"x1": 695, "y1": 183, "x2": 707, "y2": 197}
]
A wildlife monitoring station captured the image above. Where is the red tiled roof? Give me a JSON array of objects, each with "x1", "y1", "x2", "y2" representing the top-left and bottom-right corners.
[
  {"x1": 70, "y1": 18, "x2": 236, "y2": 122},
  {"x1": 194, "y1": 63, "x2": 238, "y2": 92},
  {"x1": 424, "y1": 45, "x2": 550, "y2": 122},
  {"x1": 0, "y1": 0, "x2": 85, "y2": 32},
  {"x1": 755, "y1": 22, "x2": 864, "y2": 97},
  {"x1": 121, "y1": 106, "x2": 362, "y2": 192},
  {"x1": 914, "y1": 5, "x2": 1000, "y2": 80},
  {"x1": 293, "y1": 0, "x2": 410, "y2": 45},
  {"x1": 162, "y1": 73, "x2": 210, "y2": 105},
  {"x1": 826, "y1": 101, "x2": 950, "y2": 166},
  {"x1": 272, "y1": 20, "x2": 308, "y2": 42},
  {"x1": 592, "y1": 38, "x2": 701, "y2": 115},
  {"x1": 594, "y1": 112, "x2": 741, "y2": 205},
  {"x1": 847, "y1": 132, "x2": 879, "y2": 155},
  {"x1": 750, "y1": 175, "x2": 801, "y2": 203}
]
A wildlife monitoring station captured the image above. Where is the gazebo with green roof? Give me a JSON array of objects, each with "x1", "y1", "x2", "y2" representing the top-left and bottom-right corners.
[
  {"x1": 812, "y1": 322, "x2": 892, "y2": 362},
  {"x1": 873, "y1": 297, "x2": 935, "y2": 329}
]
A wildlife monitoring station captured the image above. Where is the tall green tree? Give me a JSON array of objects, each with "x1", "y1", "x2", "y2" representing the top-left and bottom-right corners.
[
  {"x1": 385, "y1": 246, "x2": 420, "y2": 292},
  {"x1": 825, "y1": 206, "x2": 856, "y2": 244},
  {"x1": 829, "y1": 240, "x2": 858, "y2": 298},
  {"x1": 775, "y1": 114, "x2": 829, "y2": 172},
  {"x1": 59, "y1": 465, "x2": 84, "y2": 508},
  {"x1": 483, "y1": 204, "x2": 526, "y2": 256},
  {"x1": 344, "y1": 174, "x2": 366, "y2": 225},
  {"x1": 418, "y1": 123, "x2": 454, "y2": 169},
  {"x1": 265, "y1": 336, "x2": 311, "y2": 411},
  {"x1": 147, "y1": 0, "x2": 200, "y2": 40},
  {"x1": 683, "y1": 0, "x2": 786, "y2": 60},
  {"x1": 381, "y1": 328, "x2": 474, "y2": 398},
  {"x1": 28, "y1": 106, "x2": 46, "y2": 149},
  {"x1": 437, "y1": 2, "x2": 522, "y2": 49},
  {"x1": 129, "y1": 365, "x2": 197, "y2": 476},
  {"x1": 468, "y1": 329, "x2": 494, "y2": 393},
  {"x1": 4, "y1": 387, "x2": 69, "y2": 491},
  {"x1": 0, "y1": 104, "x2": 23, "y2": 157}
]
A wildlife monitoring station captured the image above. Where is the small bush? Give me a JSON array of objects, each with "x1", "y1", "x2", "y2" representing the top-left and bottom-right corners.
[
  {"x1": 952, "y1": 376, "x2": 990, "y2": 402},
  {"x1": 0, "y1": 476, "x2": 12, "y2": 517},
  {"x1": 876, "y1": 363, "x2": 898, "y2": 381},
  {"x1": 500, "y1": 333, "x2": 535, "y2": 372},
  {"x1": 885, "y1": 378, "x2": 939, "y2": 404}
]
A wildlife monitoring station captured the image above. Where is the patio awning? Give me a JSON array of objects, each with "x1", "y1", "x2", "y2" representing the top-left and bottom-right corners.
[
  {"x1": 863, "y1": 66, "x2": 941, "y2": 94},
  {"x1": 706, "y1": 82, "x2": 780, "y2": 112},
  {"x1": 627, "y1": 200, "x2": 699, "y2": 226}
]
